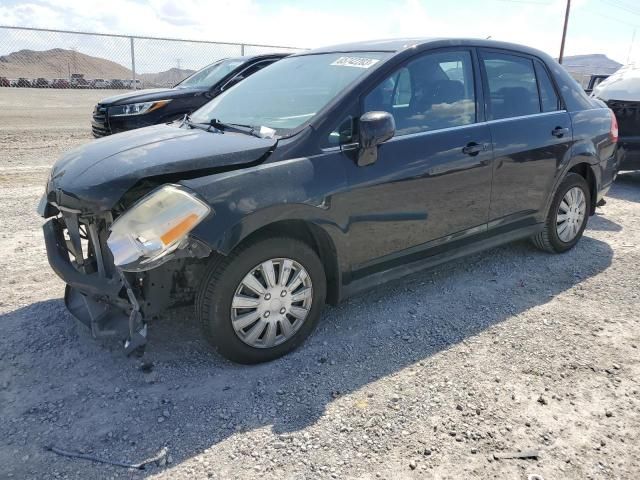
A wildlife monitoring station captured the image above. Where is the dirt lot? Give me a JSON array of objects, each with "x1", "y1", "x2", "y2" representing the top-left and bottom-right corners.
[{"x1": 1, "y1": 89, "x2": 639, "y2": 480}]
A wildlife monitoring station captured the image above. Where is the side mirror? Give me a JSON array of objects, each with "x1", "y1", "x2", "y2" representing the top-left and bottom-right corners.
[{"x1": 358, "y1": 111, "x2": 395, "y2": 166}]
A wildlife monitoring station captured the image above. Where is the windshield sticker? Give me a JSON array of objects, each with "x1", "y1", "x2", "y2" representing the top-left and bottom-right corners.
[{"x1": 331, "y1": 56, "x2": 380, "y2": 69}]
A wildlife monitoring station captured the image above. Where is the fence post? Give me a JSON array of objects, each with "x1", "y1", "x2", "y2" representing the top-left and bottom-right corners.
[
  {"x1": 241, "y1": 44, "x2": 245, "y2": 56},
  {"x1": 130, "y1": 36, "x2": 137, "y2": 90}
]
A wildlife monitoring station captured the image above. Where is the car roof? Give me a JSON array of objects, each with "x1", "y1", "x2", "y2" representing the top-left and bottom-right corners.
[
  {"x1": 231, "y1": 53, "x2": 291, "y2": 62},
  {"x1": 293, "y1": 37, "x2": 553, "y2": 61},
  {"x1": 194, "y1": 53, "x2": 290, "y2": 73}
]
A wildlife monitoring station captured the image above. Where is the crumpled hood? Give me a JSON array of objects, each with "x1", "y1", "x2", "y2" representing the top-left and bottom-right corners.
[
  {"x1": 98, "y1": 86, "x2": 207, "y2": 105},
  {"x1": 48, "y1": 123, "x2": 277, "y2": 211}
]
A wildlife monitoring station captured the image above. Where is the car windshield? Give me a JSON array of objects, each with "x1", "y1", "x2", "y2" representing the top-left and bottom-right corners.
[
  {"x1": 190, "y1": 52, "x2": 391, "y2": 134},
  {"x1": 177, "y1": 58, "x2": 245, "y2": 88}
]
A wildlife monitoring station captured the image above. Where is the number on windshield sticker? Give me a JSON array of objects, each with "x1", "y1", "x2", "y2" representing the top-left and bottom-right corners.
[{"x1": 330, "y1": 57, "x2": 380, "y2": 69}]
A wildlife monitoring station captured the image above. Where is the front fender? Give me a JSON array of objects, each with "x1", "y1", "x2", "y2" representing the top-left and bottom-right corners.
[{"x1": 181, "y1": 154, "x2": 350, "y2": 255}]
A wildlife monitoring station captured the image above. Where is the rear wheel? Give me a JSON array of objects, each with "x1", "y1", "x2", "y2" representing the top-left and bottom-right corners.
[
  {"x1": 532, "y1": 172, "x2": 590, "y2": 253},
  {"x1": 196, "y1": 237, "x2": 326, "y2": 364}
]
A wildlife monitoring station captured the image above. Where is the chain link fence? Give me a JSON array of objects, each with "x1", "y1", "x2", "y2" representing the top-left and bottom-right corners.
[{"x1": 0, "y1": 26, "x2": 302, "y2": 89}]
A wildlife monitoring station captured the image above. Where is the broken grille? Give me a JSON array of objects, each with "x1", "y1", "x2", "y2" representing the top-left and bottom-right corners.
[{"x1": 59, "y1": 211, "x2": 115, "y2": 280}]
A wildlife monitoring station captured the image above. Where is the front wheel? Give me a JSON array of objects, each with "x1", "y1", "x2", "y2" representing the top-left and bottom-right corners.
[
  {"x1": 196, "y1": 237, "x2": 326, "y2": 364},
  {"x1": 532, "y1": 172, "x2": 591, "y2": 253}
]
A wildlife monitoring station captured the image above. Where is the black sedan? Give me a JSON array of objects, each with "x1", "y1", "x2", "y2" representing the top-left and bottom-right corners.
[
  {"x1": 42, "y1": 38, "x2": 618, "y2": 363},
  {"x1": 91, "y1": 54, "x2": 288, "y2": 137}
]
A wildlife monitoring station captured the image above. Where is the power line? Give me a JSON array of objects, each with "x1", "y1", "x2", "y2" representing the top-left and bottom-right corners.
[
  {"x1": 581, "y1": 7, "x2": 640, "y2": 28},
  {"x1": 496, "y1": 0, "x2": 552, "y2": 4},
  {"x1": 627, "y1": 28, "x2": 637, "y2": 64},
  {"x1": 600, "y1": 0, "x2": 640, "y2": 16},
  {"x1": 608, "y1": 0, "x2": 640, "y2": 7}
]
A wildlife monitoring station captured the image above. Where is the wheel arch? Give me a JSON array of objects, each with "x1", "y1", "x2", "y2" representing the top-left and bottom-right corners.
[
  {"x1": 567, "y1": 161, "x2": 598, "y2": 214},
  {"x1": 544, "y1": 153, "x2": 600, "y2": 219},
  {"x1": 215, "y1": 219, "x2": 342, "y2": 306}
]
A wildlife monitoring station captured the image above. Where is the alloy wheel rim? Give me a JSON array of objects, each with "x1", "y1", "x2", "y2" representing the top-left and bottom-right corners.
[
  {"x1": 556, "y1": 186, "x2": 586, "y2": 243},
  {"x1": 231, "y1": 258, "x2": 313, "y2": 349}
]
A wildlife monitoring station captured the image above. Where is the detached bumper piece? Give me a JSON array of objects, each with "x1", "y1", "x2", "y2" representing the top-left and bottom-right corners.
[{"x1": 43, "y1": 217, "x2": 147, "y2": 355}]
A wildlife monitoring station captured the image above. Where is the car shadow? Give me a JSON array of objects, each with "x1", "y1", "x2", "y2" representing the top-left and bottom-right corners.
[
  {"x1": 608, "y1": 171, "x2": 640, "y2": 203},
  {"x1": 589, "y1": 211, "x2": 623, "y2": 232},
  {"x1": 0, "y1": 234, "x2": 613, "y2": 478}
]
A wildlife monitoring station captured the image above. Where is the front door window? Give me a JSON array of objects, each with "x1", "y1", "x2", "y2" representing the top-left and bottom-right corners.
[{"x1": 363, "y1": 50, "x2": 477, "y2": 135}]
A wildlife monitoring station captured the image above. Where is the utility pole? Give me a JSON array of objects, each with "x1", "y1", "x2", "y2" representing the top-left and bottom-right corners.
[
  {"x1": 130, "y1": 37, "x2": 136, "y2": 90},
  {"x1": 627, "y1": 28, "x2": 637, "y2": 65},
  {"x1": 558, "y1": 0, "x2": 571, "y2": 64}
]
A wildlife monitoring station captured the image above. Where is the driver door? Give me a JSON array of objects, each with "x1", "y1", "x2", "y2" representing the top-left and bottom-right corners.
[{"x1": 338, "y1": 48, "x2": 494, "y2": 273}]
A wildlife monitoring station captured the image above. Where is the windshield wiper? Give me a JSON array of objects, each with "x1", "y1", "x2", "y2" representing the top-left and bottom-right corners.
[{"x1": 182, "y1": 115, "x2": 273, "y2": 139}]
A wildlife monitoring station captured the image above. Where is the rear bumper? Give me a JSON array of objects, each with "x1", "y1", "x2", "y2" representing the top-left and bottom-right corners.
[{"x1": 617, "y1": 138, "x2": 640, "y2": 171}]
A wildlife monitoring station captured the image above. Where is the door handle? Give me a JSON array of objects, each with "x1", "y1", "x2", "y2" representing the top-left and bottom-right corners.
[
  {"x1": 552, "y1": 126, "x2": 570, "y2": 138},
  {"x1": 462, "y1": 142, "x2": 486, "y2": 156}
]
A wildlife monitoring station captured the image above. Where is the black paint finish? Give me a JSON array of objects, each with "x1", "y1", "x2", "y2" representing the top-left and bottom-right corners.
[
  {"x1": 47, "y1": 124, "x2": 276, "y2": 212},
  {"x1": 43, "y1": 38, "x2": 618, "y2": 305},
  {"x1": 487, "y1": 111, "x2": 573, "y2": 228}
]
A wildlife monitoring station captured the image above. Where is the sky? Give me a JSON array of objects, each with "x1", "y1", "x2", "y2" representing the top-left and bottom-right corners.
[{"x1": 1, "y1": 0, "x2": 639, "y2": 72}]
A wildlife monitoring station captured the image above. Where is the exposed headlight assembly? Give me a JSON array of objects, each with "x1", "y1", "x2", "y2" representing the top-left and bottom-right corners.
[
  {"x1": 107, "y1": 185, "x2": 210, "y2": 271},
  {"x1": 109, "y1": 100, "x2": 171, "y2": 116}
]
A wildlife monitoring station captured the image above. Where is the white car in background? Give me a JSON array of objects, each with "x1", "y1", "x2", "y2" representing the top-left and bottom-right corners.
[{"x1": 91, "y1": 79, "x2": 110, "y2": 89}]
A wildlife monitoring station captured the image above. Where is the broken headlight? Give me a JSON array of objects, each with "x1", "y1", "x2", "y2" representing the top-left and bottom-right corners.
[{"x1": 107, "y1": 185, "x2": 210, "y2": 271}]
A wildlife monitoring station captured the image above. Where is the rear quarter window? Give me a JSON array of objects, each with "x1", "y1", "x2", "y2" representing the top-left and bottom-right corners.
[{"x1": 534, "y1": 60, "x2": 561, "y2": 112}]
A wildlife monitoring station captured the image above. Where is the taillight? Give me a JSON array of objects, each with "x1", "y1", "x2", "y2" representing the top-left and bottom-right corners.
[{"x1": 609, "y1": 109, "x2": 619, "y2": 143}]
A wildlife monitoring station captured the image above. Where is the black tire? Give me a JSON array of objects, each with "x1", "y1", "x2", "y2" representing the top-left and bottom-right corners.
[
  {"x1": 196, "y1": 237, "x2": 326, "y2": 364},
  {"x1": 532, "y1": 172, "x2": 591, "y2": 253}
]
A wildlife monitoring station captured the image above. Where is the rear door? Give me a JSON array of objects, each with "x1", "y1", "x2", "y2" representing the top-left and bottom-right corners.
[{"x1": 479, "y1": 49, "x2": 572, "y2": 230}]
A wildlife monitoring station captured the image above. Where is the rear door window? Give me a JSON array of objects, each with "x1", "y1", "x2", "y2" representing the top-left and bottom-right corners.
[{"x1": 481, "y1": 52, "x2": 541, "y2": 120}]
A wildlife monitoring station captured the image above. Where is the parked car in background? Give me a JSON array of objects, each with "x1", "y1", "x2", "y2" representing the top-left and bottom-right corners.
[
  {"x1": 16, "y1": 78, "x2": 32, "y2": 87},
  {"x1": 34, "y1": 78, "x2": 50, "y2": 88},
  {"x1": 51, "y1": 78, "x2": 70, "y2": 89},
  {"x1": 592, "y1": 65, "x2": 640, "y2": 170},
  {"x1": 40, "y1": 39, "x2": 617, "y2": 363},
  {"x1": 585, "y1": 74, "x2": 610, "y2": 95},
  {"x1": 122, "y1": 79, "x2": 143, "y2": 89},
  {"x1": 91, "y1": 54, "x2": 288, "y2": 137},
  {"x1": 91, "y1": 78, "x2": 110, "y2": 89},
  {"x1": 70, "y1": 73, "x2": 89, "y2": 88},
  {"x1": 109, "y1": 79, "x2": 125, "y2": 89},
  {"x1": 0, "y1": 77, "x2": 10, "y2": 87}
]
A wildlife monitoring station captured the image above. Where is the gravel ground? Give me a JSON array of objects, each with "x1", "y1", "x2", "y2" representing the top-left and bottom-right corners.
[{"x1": 1, "y1": 89, "x2": 639, "y2": 480}]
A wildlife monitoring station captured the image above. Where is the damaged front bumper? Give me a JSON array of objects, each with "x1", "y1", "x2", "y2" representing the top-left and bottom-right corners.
[
  {"x1": 43, "y1": 218, "x2": 147, "y2": 354},
  {"x1": 42, "y1": 213, "x2": 210, "y2": 355}
]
